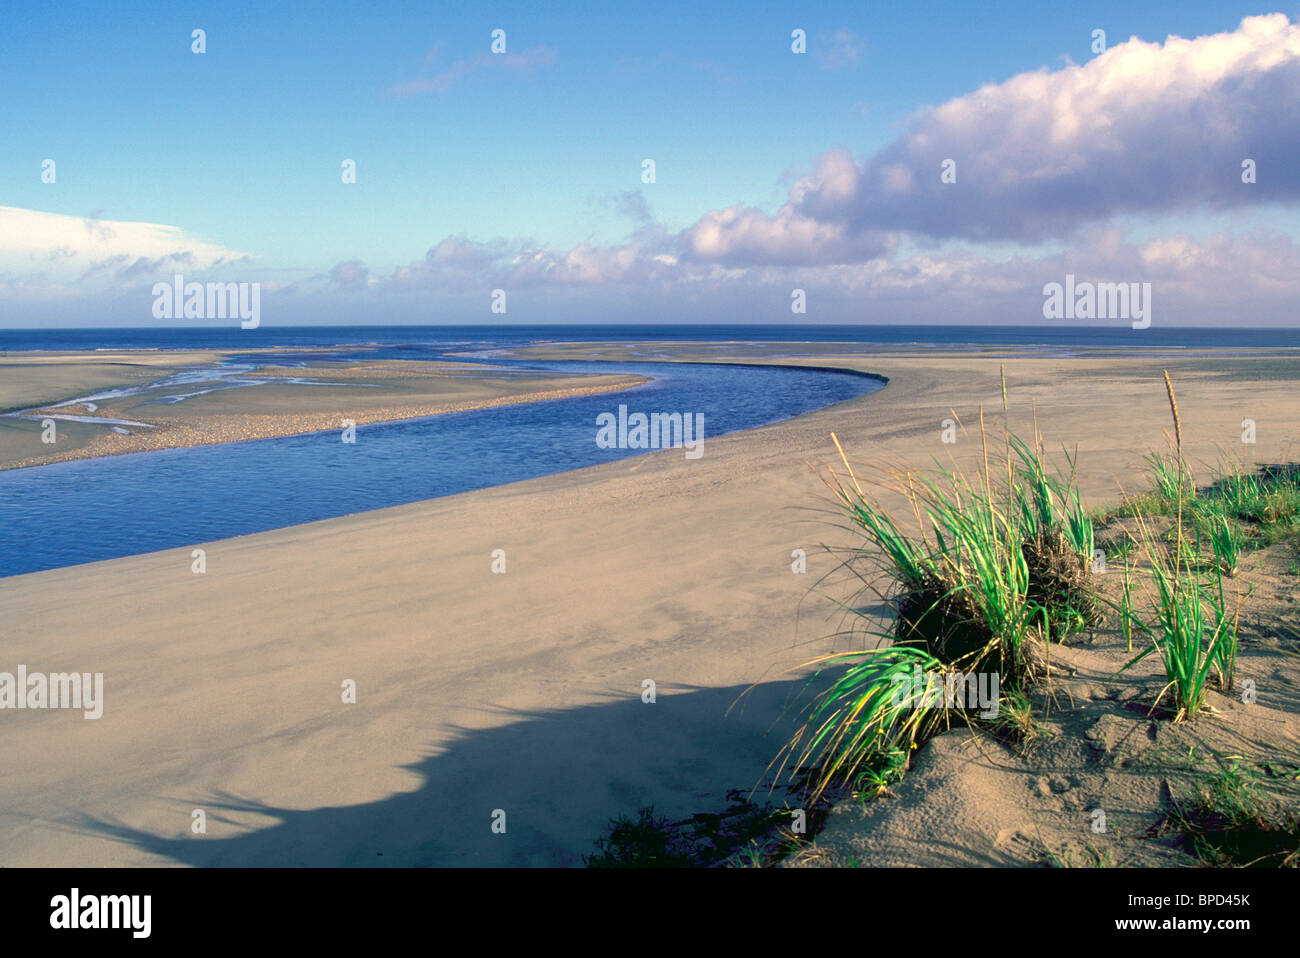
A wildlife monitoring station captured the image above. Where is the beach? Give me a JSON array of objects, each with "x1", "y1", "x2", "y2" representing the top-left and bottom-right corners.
[{"x1": 2, "y1": 345, "x2": 1299, "y2": 866}]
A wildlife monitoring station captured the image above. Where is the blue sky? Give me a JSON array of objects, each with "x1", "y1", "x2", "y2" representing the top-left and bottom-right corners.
[{"x1": 2, "y1": 1, "x2": 1299, "y2": 325}]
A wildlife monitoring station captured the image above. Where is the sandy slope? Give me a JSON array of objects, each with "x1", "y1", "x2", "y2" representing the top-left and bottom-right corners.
[{"x1": 1, "y1": 346, "x2": 1298, "y2": 866}]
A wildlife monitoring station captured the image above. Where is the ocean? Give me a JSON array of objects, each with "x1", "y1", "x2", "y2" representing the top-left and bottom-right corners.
[{"x1": 4, "y1": 323, "x2": 1300, "y2": 353}]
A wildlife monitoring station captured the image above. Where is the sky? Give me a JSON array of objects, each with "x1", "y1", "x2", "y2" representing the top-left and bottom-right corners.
[{"x1": 1, "y1": 0, "x2": 1299, "y2": 327}]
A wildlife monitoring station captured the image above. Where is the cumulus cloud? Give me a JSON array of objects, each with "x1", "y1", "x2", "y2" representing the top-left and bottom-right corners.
[
  {"x1": 16, "y1": 215, "x2": 1295, "y2": 325},
  {"x1": 0, "y1": 206, "x2": 248, "y2": 291},
  {"x1": 332, "y1": 215, "x2": 1298, "y2": 319},
  {"x1": 271, "y1": 227, "x2": 1300, "y2": 327},
  {"x1": 683, "y1": 202, "x2": 891, "y2": 266},
  {"x1": 684, "y1": 14, "x2": 1300, "y2": 263},
  {"x1": 327, "y1": 259, "x2": 370, "y2": 288},
  {"x1": 659, "y1": 227, "x2": 1300, "y2": 327}
]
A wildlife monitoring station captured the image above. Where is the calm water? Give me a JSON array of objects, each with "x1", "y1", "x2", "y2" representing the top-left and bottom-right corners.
[{"x1": 0, "y1": 358, "x2": 881, "y2": 577}]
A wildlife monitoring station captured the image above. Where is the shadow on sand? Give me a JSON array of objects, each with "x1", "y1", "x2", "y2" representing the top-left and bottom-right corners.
[{"x1": 73, "y1": 676, "x2": 834, "y2": 866}]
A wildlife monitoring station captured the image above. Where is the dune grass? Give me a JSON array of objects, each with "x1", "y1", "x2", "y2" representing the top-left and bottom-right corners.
[
  {"x1": 1118, "y1": 528, "x2": 1238, "y2": 718},
  {"x1": 777, "y1": 380, "x2": 1101, "y2": 802},
  {"x1": 1114, "y1": 373, "x2": 1242, "y2": 718},
  {"x1": 1104, "y1": 453, "x2": 1300, "y2": 551}
]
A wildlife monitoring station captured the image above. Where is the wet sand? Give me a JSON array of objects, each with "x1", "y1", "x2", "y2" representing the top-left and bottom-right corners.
[{"x1": 0, "y1": 350, "x2": 232, "y2": 411}]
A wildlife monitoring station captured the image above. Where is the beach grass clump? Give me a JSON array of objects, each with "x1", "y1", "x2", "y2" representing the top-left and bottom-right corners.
[
  {"x1": 1012, "y1": 435, "x2": 1095, "y2": 557},
  {"x1": 1235, "y1": 471, "x2": 1300, "y2": 545},
  {"x1": 1104, "y1": 450, "x2": 1198, "y2": 522},
  {"x1": 1103, "y1": 454, "x2": 1300, "y2": 592},
  {"x1": 775, "y1": 645, "x2": 955, "y2": 804},
  {"x1": 1120, "y1": 530, "x2": 1237, "y2": 718},
  {"x1": 830, "y1": 434, "x2": 1097, "y2": 675},
  {"x1": 1022, "y1": 529, "x2": 1102, "y2": 636},
  {"x1": 1103, "y1": 490, "x2": 1177, "y2": 521},
  {"x1": 1116, "y1": 456, "x2": 1300, "y2": 561},
  {"x1": 831, "y1": 424, "x2": 1100, "y2": 668},
  {"x1": 1208, "y1": 460, "x2": 1300, "y2": 529},
  {"x1": 1209, "y1": 459, "x2": 1265, "y2": 516},
  {"x1": 1118, "y1": 372, "x2": 1241, "y2": 716},
  {"x1": 987, "y1": 688, "x2": 1044, "y2": 751},
  {"x1": 1173, "y1": 458, "x2": 1300, "y2": 564},
  {"x1": 1011, "y1": 435, "x2": 1103, "y2": 634},
  {"x1": 778, "y1": 402, "x2": 1102, "y2": 801},
  {"x1": 1205, "y1": 571, "x2": 1240, "y2": 693}
]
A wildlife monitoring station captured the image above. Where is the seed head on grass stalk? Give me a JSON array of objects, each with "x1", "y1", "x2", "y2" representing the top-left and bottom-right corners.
[{"x1": 1164, "y1": 369, "x2": 1183, "y2": 459}]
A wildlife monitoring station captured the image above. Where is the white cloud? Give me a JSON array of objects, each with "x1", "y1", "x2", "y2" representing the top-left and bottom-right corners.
[
  {"x1": 0, "y1": 206, "x2": 249, "y2": 291},
  {"x1": 683, "y1": 14, "x2": 1300, "y2": 263}
]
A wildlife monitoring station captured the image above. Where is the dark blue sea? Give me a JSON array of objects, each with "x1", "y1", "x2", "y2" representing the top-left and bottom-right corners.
[{"x1": 4, "y1": 323, "x2": 1300, "y2": 353}]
